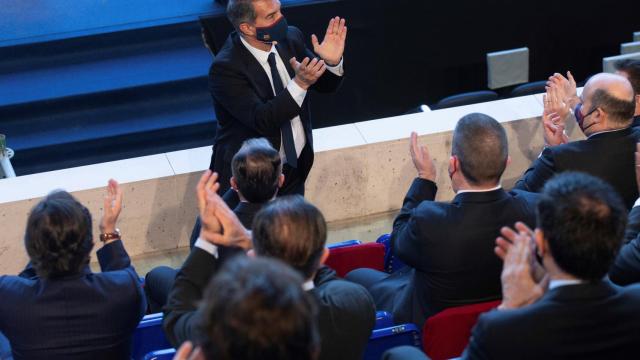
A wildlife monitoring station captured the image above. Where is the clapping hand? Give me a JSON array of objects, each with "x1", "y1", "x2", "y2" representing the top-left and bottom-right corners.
[
  {"x1": 173, "y1": 341, "x2": 203, "y2": 360},
  {"x1": 100, "y1": 179, "x2": 123, "y2": 235},
  {"x1": 495, "y1": 222, "x2": 549, "y2": 310},
  {"x1": 546, "y1": 71, "x2": 579, "y2": 110},
  {"x1": 312, "y1": 17, "x2": 347, "y2": 66},
  {"x1": 409, "y1": 131, "x2": 437, "y2": 181},
  {"x1": 196, "y1": 170, "x2": 222, "y2": 239},
  {"x1": 290, "y1": 57, "x2": 326, "y2": 90}
]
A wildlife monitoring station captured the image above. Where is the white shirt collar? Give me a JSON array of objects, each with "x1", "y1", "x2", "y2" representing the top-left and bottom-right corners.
[
  {"x1": 549, "y1": 279, "x2": 584, "y2": 290},
  {"x1": 302, "y1": 280, "x2": 315, "y2": 291},
  {"x1": 456, "y1": 184, "x2": 502, "y2": 195},
  {"x1": 239, "y1": 35, "x2": 276, "y2": 65}
]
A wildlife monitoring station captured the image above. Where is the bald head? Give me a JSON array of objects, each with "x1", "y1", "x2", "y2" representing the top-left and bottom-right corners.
[{"x1": 583, "y1": 73, "x2": 635, "y2": 124}]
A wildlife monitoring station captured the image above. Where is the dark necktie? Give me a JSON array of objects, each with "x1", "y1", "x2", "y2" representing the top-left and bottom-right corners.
[{"x1": 267, "y1": 52, "x2": 297, "y2": 168}]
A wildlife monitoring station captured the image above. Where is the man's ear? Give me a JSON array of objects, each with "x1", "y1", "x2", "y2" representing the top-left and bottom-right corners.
[
  {"x1": 239, "y1": 23, "x2": 255, "y2": 37},
  {"x1": 448, "y1": 155, "x2": 457, "y2": 177},
  {"x1": 230, "y1": 177, "x2": 239, "y2": 192},
  {"x1": 319, "y1": 248, "x2": 330, "y2": 265},
  {"x1": 506, "y1": 155, "x2": 512, "y2": 169},
  {"x1": 278, "y1": 174, "x2": 285, "y2": 188}
]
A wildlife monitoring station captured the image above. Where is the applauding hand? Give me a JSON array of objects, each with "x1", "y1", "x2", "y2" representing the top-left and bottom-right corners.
[
  {"x1": 312, "y1": 17, "x2": 347, "y2": 66},
  {"x1": 409, "y1": 131, "x2": 437, "y2": 181}
]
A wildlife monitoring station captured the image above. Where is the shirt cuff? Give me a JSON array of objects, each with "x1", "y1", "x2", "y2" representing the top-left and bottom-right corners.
[
  {"x1": 287, "y1": 80, "x2": 307, "y2": 107},
  {"x1": 326, "y1": 57, "x2": 344, "y2": 76},
  {"x1": 195, "y1": 237, "x2": 219, "y2": 259},
  {"x1": 634, "y1": 198, "x2": 640, "y2": 208}
]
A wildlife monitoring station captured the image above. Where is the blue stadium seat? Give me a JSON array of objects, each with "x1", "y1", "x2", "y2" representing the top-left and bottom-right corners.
[
  {"x1": 376, "y1": 234, "x2": 407, "y2": 273},
  {"x1": 327, "y1": 239, "x2": 361, "y2": 249},
  {"x1": 132, "y1": 313, "x2": 172, "y2": 360},
  {"x1": 364, "y1": 323, "x2": 422, "y2": 360},
  {"x1": 375, "y1": 311, "x2": 394, "y2": 329},
  {"x1": 143, "y1": 348, "x2": 176, "y2": 360},
  {"x1": 434, "y1": 90, "x2": 499, "y2": 110}
]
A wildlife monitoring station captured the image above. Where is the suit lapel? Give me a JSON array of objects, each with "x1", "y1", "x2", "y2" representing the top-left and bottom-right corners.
[
  {"x1": 276, "y1": 42, "x2": 296, "y2": 79},
  {"x1": 232, "y1": 33, "x2": 275, "y2": 99}
]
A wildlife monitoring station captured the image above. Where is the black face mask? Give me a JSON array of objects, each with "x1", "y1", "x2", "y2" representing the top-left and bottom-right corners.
[{"x1": 255, "y1": 16, "x2": 288, "y2": 43}]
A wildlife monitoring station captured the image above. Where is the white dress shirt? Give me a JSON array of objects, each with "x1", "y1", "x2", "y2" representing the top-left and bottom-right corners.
[
  {"x1": 239, "y1": 36, "x2": 343, "y2": 164},
  {"x1": 549, "y1": 279, "x2": 583, "y2": 290},
  {"x1": 456, "y1": 184, "x2": 502, "y2": 195}
]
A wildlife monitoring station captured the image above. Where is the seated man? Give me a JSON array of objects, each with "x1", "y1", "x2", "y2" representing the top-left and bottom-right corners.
[
  {"x1": 164, "y1": 181, "x2": 376, "y2": 360},
  {"x1": 145, "y1": 138, "x2": 284, "y2": 312},
  {"x1": 347, "y1": 113, "x2": 539, "y2": 326},
  {"x1": 464, "y1": 172, "x2": 640, "y2": 359},
  {"x1": 172, "y1": 256, "x2": 319, "y2": 360},
  {"x1": 518, "y1": 72, "x2": 639, "y2": 209},
  {"x1": 0, "y1": 180, "x2": 145, "y2": 360}
]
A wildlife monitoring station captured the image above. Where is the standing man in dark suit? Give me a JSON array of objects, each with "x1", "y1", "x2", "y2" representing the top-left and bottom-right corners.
[
  {"x1": 464, "y1": 172, "x2": 640, "y2": 359},
  {"x1": 164, "y1": 185, "x2": 376, "y2": 360},
  {"x1": 520, "y1": 72, "x2": 639, "y2": 209},
  {"x1": 346, "y1": 113, "x2": 540, "y2": 326},
  {"x1": 0, "y1": 181, "x2": 146, "y2": 360},
  {"x1": 209, "y1": 0, "x2": 347, "y2": 199}
]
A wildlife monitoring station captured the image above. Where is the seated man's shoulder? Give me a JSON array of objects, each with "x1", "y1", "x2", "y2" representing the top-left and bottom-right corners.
[{"x1": 507, "y1": 188, "x2": 540, "y2": 202}]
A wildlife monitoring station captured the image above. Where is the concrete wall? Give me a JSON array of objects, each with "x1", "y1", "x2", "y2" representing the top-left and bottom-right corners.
[{"x1": 0, "y1": 92, "x2": 584, "y2": 274}]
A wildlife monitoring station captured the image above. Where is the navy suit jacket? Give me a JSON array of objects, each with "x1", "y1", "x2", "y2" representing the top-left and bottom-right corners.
[
  {"x1": 514, "y1": 127, "x2": 640, "y2": 210},
  {"x1": 464, "y1": 282, "x2": 640, "y2": 359},
  {"x1": 208, "y1": 26, "x2": 342, "y2": 193},
  {"x1": 610, "y1": 206, "x2": 640, "y2": 285},
  {"x1": 0, "y1": 240, "x2": 146, "y2": 360},
  {"x1": 379, "y1": 178, "x2": 538, "y2": 325}
]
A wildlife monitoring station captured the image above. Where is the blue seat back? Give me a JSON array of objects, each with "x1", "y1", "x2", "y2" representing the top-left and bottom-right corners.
[
  {"x1": 132, "y1": 313, "x2": 172, "y2": 360},
  {"x1": 376, "y1": 234, "x2": 407, "y2": 273},
  {"x1": 364, "y1": 323, "x2": 422, "y2": 360},
  {"x1": 375, "y1": 311, "x2": 394, "y2": 329},
  {"x1": 327, "y1": 239, "x2": 361, "y2": 249},
  {"x1": 143, "y1": 348, "x2": 176, "y2": 360}
]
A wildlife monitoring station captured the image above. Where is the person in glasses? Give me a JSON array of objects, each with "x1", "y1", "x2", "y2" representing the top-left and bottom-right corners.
[{"x1": 514, "y1": 72, "x2": 639, "y2": 210}]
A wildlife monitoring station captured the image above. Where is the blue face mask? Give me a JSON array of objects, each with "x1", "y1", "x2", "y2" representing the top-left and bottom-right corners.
[
  {"x1": 255, "y1": 16, "x2": 288, "y2": 43},
  {"x1": 574, "y1": 103, "x2": 598, "y2": 131}
]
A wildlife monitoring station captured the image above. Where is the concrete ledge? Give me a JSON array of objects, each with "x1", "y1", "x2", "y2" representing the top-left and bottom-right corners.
[{"x1": 0, "y1": 93, "x2": 584, "y2": 274}]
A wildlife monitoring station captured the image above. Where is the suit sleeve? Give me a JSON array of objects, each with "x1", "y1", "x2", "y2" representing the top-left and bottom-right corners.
[
  {"x1": 513, "y1": 147, "x2": 556, "y2": 192},
  {"x1": 391, "y1": 178, "x2": 438, "y2": 270},
  {"x1": 462, "y1": 313, "x2": 494, "y2": 360},
  {"x1": 624, "y1": 206, "x2": 640, "y2": 244},
  {"x1": 209, "y1": 61, "x2": 301, "y2": 136},
  {"x1": 609, "y1": 233, "x2": 640, "y2": 285},
  {"x1": 163, "y1": 247, "x2": 222, "y2": 347}
]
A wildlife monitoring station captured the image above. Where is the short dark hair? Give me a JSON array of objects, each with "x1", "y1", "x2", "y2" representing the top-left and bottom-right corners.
[
  {"x1": 231, "y1": 138, "x2": 282, "y2": 203},
  {"x1": 451, "y1": 113, "x2": 508, "y2": 185},
  {"x1": 198, "y1": 256, "x2": 319, "y2": 360},
  {"x1": 24, "y1": 191, "x2": 94, "y2": 279},
  {"x1": 589, "y1": 88, "x2": 636, "y2": 124},
  {"x1": 537, "y1": 172, "x2": 627, "y2": 281},
  {"x1": 614, "y1": 58, "x2": 640, "y2": 95},
  {"x1": 226, "y1": 0, "x2": 257, "y2": 29},
  {"x1": 252, "y1": 196, "x2": 327, "y2": 279}
]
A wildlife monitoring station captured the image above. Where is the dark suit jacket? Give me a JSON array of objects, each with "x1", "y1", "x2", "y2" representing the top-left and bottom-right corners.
[
  {"x1": 463, "y1": 281, "x2": 640, "y2": 359},
  {"x1": 164, "y1": 249, "x2": 375, "y2": 360},
  {"x1": 514, "y1": 127, "x2": 640, "y2": 210},
  {"x1": 0, "y1": 240, "x2": 146, "y2": 360},
  {"x1": 208, "y1": 27, "x2": 343, "y2": 193},
  {"x1": 378, "y1": 178, "x2": 538, "y2": 325},
  {"x1": 632, "y1": 115, "x2": 640, "y2": 128},
  {"x1": 610, "y1": 206, "x2": 640, "y2": 285}
]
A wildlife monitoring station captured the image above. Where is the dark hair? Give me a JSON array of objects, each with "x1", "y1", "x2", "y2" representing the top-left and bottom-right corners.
[
  {"x1": 226, "y1": 0, "x2": 257, "y2": 29},
  {"x1": 589, "y1": 88, "x2": 636, "y2": 124},
  {"x1": 614, "y1": 58, "x2": 640, "y2": 95},
  {"x1": 451, "y1": 113, "x2": 508, "y2": 185},
  {"x1": 537, "y1": 172, "x2": 627, "y2": 281},
  {"x1": 199, "y1": 256, "x2": 319, "y2": 360},
  {"x1": 252, "y1": 196, "x2": 327, "y2": 279},
  {"x1": 24, "y1": 191, "x2": 94, "y2": 279},
  {"x1": 231, "y1": 138, "x2": 282, "y2": 203}
]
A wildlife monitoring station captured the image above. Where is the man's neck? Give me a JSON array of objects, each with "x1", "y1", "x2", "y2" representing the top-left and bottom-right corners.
[
  {"x1": 454, "y1": 180, "x2": 501, "y2": 194},
  {"x1": 240, "y1": 33, "x2": 272, "y2": 52}
]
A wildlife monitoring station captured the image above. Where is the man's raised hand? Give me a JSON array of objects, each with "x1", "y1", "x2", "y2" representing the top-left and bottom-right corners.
[
  {"x1": 290, "y1": 56, "x2": 326, "y2": 90},
  {"x1": 312, "y1": 17, "x2": 347, "y2": 66},
  {"x1": 100, "y1": 179, "x2": 123, "y2": 235},
  {"x1": 409, "y1": 131, "x2": 437, "y2": 181}
]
